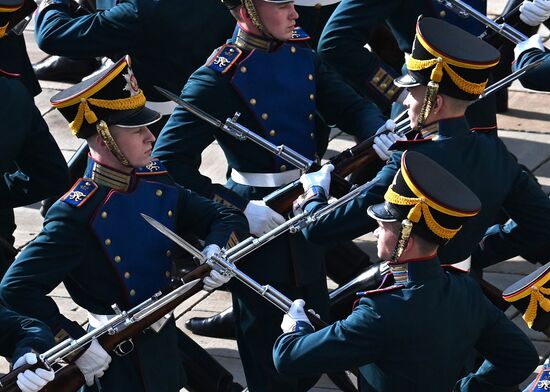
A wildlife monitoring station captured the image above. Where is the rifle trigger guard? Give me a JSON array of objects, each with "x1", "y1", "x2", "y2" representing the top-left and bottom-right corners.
[{"x1": 114, "y1": 338, "x2": 134, "y2": 357}]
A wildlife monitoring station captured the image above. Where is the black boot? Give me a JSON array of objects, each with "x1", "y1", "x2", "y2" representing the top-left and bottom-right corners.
[
  {"x1": 185, "y1": 306, "x2": 236, "y2": 339},
  {"x1": 178, "y1": 329, "x2": 244, "y2": 391},
  {"x1": 33, "y1": 55, "x2": 102, "y2": 83}
]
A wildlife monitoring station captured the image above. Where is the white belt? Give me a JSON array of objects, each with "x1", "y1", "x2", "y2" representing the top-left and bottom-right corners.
[
  {"x1": 294, "y1": 0, "x2": 341, "y2": 6},
  {"x1": 145, "y1": 100, "x2": 177, "y2": 116},
  {"x1": 451, "y1": 256, "x2": 471, "y2": 272},
  {"x1": 88, "y1": 311, "x2": 173, "y2": 333},
  {"x1": 231, "y1": 168, "x2": 301, "y2": 188}
]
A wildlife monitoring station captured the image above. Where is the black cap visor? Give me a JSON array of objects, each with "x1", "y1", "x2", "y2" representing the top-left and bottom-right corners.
[
  {"x1": 367, "y1": 203, "x2": 400, "y2": 222},
  {"x1": 394, "y1": 73, "x2": 422, "y2": 88},
  {"x1": 111, "y1": 106, "x2": 162, "y2": 128}
]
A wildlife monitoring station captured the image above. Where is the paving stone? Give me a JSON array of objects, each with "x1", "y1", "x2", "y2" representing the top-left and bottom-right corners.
[
  {"x1": 34, "y1": 88, "x2": 59, "y2": 115},
  {"x1": 43, "y1": 109, "x2": 83, "y2": 152},
  {"x1": 485, "y1": 258, "x2": 540, "y2": 275},
  {"x1": 511, "y1": 313, "x2": 550, "y2": 342},
  {"x1": 484, "y1": 271, "x2": 528, "y2": 291},
  {"x1": 186, "y1": 290, "x2": 232, "y2": 313},
  {"x1": 497, "y1": 90, "x2": 550, "y2": 134},
  {"x1": 499, "y1": 130, "x2": 550, "y2": 171}
]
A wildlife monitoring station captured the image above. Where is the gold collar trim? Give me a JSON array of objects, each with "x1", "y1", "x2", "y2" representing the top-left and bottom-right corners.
[
  {"x1": 91, "y1": 161, "x2": 132, "y2": 192},
  {"x1": 235, "y1": 28, "x2": 276, "y2": 52}
]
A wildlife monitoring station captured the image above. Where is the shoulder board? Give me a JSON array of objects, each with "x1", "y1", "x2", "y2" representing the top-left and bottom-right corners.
[
  {"x1": 206, "y1": 44, "x2": 243, "y2": 74},
  {"x1": 135, "y1": 160, "x2": 168, "y2": 176},
  {"x1": 529, "y1": 368, "x2": 550, "y2": 392},
  {"x1": 289, "y1": 27, "x2": 310, "y2": 41},
  {"x1": 61, "y1": 178, "x2": 98, "y2": 208}
]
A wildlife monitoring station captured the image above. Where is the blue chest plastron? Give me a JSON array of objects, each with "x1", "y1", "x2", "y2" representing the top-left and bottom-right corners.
[
  {"x1": 91, "y1": 180, "x2": 179, "y2": 307},
  {"x1": 231, "y1": 43, "x2": 317, "y2": 172}
]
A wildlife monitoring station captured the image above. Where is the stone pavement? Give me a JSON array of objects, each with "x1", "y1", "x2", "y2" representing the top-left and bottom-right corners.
[{"x1": 2, "y1": 2, "x2": 550, "y2": 390}]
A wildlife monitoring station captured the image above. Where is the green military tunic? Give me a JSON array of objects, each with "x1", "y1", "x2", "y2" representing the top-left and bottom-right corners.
[
  {"x1": 273, "y1": 257, "x2": 539, "y2": 391},
  {"x1": 302, "y1": 117, "x2": 550, "y2": 268},
  {"x1": 0, "y1": 158, "x2": 247, "y2": 392}
]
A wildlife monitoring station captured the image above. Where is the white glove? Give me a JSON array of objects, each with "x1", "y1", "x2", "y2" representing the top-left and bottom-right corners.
[
  {"x1": 520, "y1": 0, "x2": 550, "y2": 25},
  {"x1": 201, "y1": 244, "x2": 221, "y2": 264},
  {"x1": 299, "y1": 164, "x2": 334, "y2": 196},
  {"x1": 203, "y1": 269, "x2": 231, "y2": 292},
  {"x1": 74, "y1": 339, "x2": 112, "y2": 386},
  {"x1": 514, "y1": 34, "x2": 545, "y2": 60},
  {"x1": 373, "y1": 132, "x2": 406, "y2": 161},
  {"x1": 14, "y1": 353, "x2": 55, "y2": 392},
  {"x1": 280, "y1": 299, "x2": 314, "y2": 334},
  {"x1": 244, "y1": 200, "x2": 286, "y2": 237}
]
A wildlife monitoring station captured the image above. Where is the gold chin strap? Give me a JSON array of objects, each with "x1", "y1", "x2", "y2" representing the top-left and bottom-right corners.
[
  {"x1": 390, "y1": 219, "x2": 413, "y2": 264},
  {"x1": 417, "y1": 80, "x2": 439, "y2": 130},
  {"x1": 242, "y1": 0, "x2": 267, "y2": 36},
  {"x1": 96, "y1": 120, "x2": 130, "y2": 167}
]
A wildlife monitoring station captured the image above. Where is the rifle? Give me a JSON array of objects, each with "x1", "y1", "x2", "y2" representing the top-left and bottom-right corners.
[
  {"x1": 143, "y1": 181, "x2": 380, "y2": 392},
  {"x1": 154, "y1": 86, "x2": 393, "y2": 209},
  {"x1": 0, "y1": 278, "x2": 202, "y2": 392},
  {"x1": 436, "y1": 0, "x2": 528, "y2": 44}
]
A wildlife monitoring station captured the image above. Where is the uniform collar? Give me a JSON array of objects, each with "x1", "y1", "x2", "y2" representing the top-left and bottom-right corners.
[
  {"x1": 85, "y1": 157, "x2": 135, "y2": 192},
  {"x1": 234, "y1": 26, "x2": 280, "y2": 52},
  {"x1": 431, "y1": 116, "x2": 469, "y2": 139},
  {"x1": 390, "y1": 254, "x2": 444, "y2": 284}
]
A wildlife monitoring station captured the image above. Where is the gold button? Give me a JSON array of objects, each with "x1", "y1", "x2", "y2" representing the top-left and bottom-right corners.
[
  {"x1": 166, "y1": 250, "x2": 172, "y2": 257},
  {"x1": 308, "y1": 74, "x2": 314, "y2": 81},
  {"x1": 309, "y1": 94, "x2": 315, "y2": 101},
  {"x1": 101, "y1": 211, "x2": 108, "y2": 219},
  {"x1": 439, "y1": 10, "x2": 446, "y2": 17},
  {"x1": 373, "y1": 77, "x2": 380, "y2": 83},
  {"x1": 380, "y1": 83, "x2": 387, "y2": 89},
  {"x1": 165, "y1": 271, "x2": 171, "y2": 278},
  {"x1": 261, "y1": 113, "x2": 269, "y2": 120},
  {"x1": 280, "y1": 164, "x2": 287, "y2": 172},
  {"x1": 308, "y1": 113, "x2": 314, "y2": 121},
  {"x1": 314, "y1": 3, "x2": 322, "y2": 9},
  {"x1": 240, "y1": 66, "x2": 247, "y2": 73},
  {"x1": 310, "y1": 132, "x2": 315, "y2": 139},
  {"x1": 269, "y1": 129, "x2": 276, "y2": 137},
  {"x1": 155, "y1": 189, "x2": 163, "y2": 197},
  {"x1": 290, "y1": 46, "x2": 297, "y2": 54},
  {"x1": 114, "y1": 256, "x2": 122, "y2": 263},
  {"x1": 129, "y1": 289, "x2": 136, "y2": 297},
  {"x1": 124, "y1": 272, "x2": 131, "y2": 279},
  {"x1": 105, "y1": 239, "x2": 112, "y2": 246},
  {"x1": 250, "y1": 98, "x2": 257, "y2": 105},
  {"x1": 168, "y1": 210, "x2": 173, "y2": 217}
]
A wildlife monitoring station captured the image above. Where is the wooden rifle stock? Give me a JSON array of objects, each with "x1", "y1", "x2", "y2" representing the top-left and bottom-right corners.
[
  {"x1": 0, "y1": 265, "x2": 210, "y2": 392},
  {"x1": 264, "y1": 134, "x2": 381, "y2": 214}
]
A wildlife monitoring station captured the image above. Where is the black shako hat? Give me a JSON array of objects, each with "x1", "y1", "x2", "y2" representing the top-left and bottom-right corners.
[
  {"x1": 0, "y1": 0, "x2": 36, "y2": 38},
  {"x1": 51, "y1": 55, "x2": 161, "y2": 139},
  {"x1": 503, "y1": 262, "x2": 550, "y2": 333},
  {"x1": 367, "y1": 151, "x2": 481, "y2": 245},
  {"x1": 395, "y1": 17, "x2": 500, "y2": 101}
]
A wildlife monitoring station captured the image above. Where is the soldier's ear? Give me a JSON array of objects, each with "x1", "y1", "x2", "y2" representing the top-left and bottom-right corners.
[{"x1": 433, "y1": 94, "x2": 444, "y2": 115}]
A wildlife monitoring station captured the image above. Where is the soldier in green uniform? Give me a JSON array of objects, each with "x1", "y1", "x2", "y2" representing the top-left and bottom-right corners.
[
  {"x1": 317, "y1": 0, "x2": 498, "y2": 130},
  {"x1": 0, "y1": 0, "x2": 69, "y2": 274},
  {"x1": 152, "y1": 0, "x2": 388, "y2": 389},
  {"x1": 273, "y1": 151, "x2": 539, "y2": 391},
  {"x1": 300, "y1": 17, "x2": 550, "y2": 286},
  {"x1": 0, "y1": 56, "x2": 248, "y2": 392}
]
